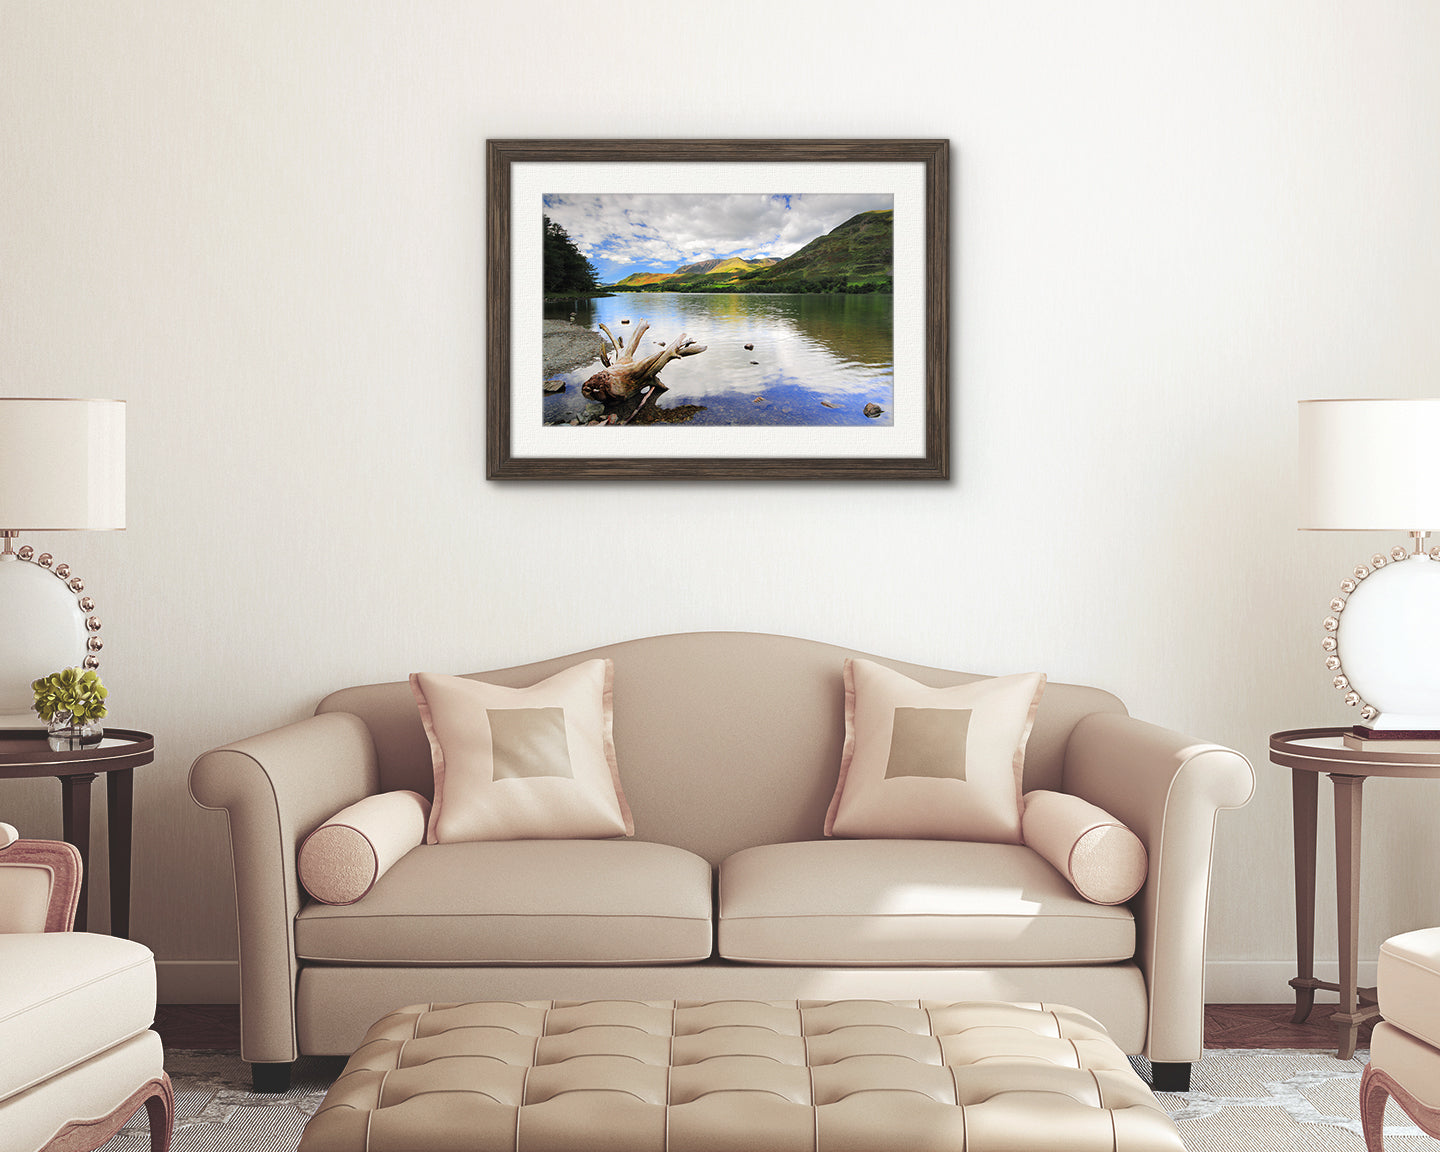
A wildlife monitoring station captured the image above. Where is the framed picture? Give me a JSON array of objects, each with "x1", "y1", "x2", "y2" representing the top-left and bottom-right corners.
[{"x1": 486, "y1": 139, "x2": 948, "y2": 480}]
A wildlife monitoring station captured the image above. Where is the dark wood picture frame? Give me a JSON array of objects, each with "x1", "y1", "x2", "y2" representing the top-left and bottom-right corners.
[{"x1": 486, "y1": 139, "x2": 948, "y2": 480}]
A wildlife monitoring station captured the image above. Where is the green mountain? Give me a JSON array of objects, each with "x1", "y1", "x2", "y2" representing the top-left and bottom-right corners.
[
  {"x1": 612, "y1": 256, "x2": 777, "y2": 288},
  {"x1": 613, "y1": 270, "x2": 677, "y2": 287},
  {"x1": 608, "y1": 211, "x2": 892, "y2": 294},
  {"x1": 673, "y1": 256, "x2": 779, "y2": 277},
  {"x1": 739, "y1": 209, "x2": 892, "y2": 290}
]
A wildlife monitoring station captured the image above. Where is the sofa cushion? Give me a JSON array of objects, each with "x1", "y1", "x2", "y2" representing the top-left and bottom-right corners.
[
  {"x1": 411, "y1": 660, "x2": 634, "y2": 844},
  {"x1": 295, "y1": 839, "x2": 713, "y2": 965},
  {"x1": 1369, "y1": 1021, "x2": 1440, "y2": 1114},
  {"x1": 825, "y1": 660, "x2": 1045, "y2": 844},
  {"x1": 718, "y1": 840, "x2": 1135, "y2": 966},
  {"x1": 0, "y1": 1031, "x2": 166, "y2": 1152},
  {"x1": 1379, "y1": 927, "x2": 1440, "y2": 1048},
  {"x1": 0, "y1": 932, "x2": 156, "y2": 1102}
]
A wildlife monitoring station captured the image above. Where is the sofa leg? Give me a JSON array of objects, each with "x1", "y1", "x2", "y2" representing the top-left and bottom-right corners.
[
  {"x1": 251, "y1": 1061, "x2": 293, "y2": 1093},
  {"x1": 1150, "y1": 1061, "x2": 1192, "y2": 1092}
]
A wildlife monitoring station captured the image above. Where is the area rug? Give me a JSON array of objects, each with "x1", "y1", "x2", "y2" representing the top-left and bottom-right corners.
[
  {"x1": 100, "y1": 1051, "x2": 344, "y2": 1151},
  {"x1": 97, "y1": 1048, "x2": 1428, "y2": 1151},
  {"x1": 1138, "y1": 1049, "x2": 1430, "y2": 1150}
]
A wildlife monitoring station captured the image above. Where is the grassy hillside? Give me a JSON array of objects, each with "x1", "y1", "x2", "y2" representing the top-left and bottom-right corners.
[
  {"x1": 674, "y1": 256, "x2": 779, "y2": 277},
  {"x1": 607, "y1": 211, "x2": 892, "y2": 294},
  {"x1": 613, "y1": 256, "x2": 776, "y2": 289},
  {"x1": 738, "y1": 209, "x2": 892, "y2": 292},
  {"x1": 613, "y1": 271, "x2": 677, "y2": 287}
]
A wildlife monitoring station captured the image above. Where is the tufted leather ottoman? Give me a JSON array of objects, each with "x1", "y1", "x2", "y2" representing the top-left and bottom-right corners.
[{"x1": 298, "y1": 999, "x2": 1182, "y2": 1152}]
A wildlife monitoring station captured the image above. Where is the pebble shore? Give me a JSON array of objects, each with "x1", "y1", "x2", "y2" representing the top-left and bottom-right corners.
[{"x1": 542, "y1": 319, "x2": 603, "y2": 377}]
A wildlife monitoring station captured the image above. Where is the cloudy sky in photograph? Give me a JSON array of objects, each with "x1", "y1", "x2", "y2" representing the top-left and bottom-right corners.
[{"x1": 542, "y1": 193, "x2": 893, "y2": 283}]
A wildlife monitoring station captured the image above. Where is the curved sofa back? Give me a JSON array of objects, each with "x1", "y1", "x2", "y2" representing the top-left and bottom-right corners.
[{"x1": 316, "y1": 631, "x2": 1127, "y2": 866}]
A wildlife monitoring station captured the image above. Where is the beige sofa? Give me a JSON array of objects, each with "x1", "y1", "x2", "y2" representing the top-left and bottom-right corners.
[{"x1": 189, "y1": 632, "x2": 1254, "y2": 1094}]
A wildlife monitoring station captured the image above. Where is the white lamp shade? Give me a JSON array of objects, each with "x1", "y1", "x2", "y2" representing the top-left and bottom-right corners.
[
  {"x1": 0, "y1": 398, "x2": 125, "y2": 530},
  {"x1": 1299, "y1": 398, "x2": 1440, "y2": 531}
]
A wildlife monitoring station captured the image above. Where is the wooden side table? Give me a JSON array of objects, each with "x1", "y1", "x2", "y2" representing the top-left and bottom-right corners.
[
  {"x1": 1270, "y1": 727, "x2": 1440, "y2": 1059},
  {"x1": 0, "y1": 728, "x2": 155, "y2": 936}
]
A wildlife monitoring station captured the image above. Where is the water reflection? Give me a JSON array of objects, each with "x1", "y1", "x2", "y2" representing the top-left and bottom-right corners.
[{"x1": 541, "y1": 292, "x2": 893, "y2": 427}]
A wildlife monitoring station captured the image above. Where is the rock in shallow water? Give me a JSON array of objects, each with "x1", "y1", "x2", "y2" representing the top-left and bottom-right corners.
[{"x1": 864, "y1": 403, "x2": 883, "y2": 418}]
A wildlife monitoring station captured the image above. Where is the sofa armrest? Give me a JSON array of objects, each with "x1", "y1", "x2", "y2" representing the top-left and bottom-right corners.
[
  {"x1": 1063, "y1": 711, "x2": 1254, "y2": 1065},
  {"x1": 188, "y1": 712, "x2": 379, "y2": 1064}
]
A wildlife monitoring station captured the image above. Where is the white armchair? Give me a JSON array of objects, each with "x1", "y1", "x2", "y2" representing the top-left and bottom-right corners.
[
  {"x1": 1362, "y1": 928, "x2": 1440, "y2": 1151},
  {"x1": 0, "y1": 820, "x2": 173, "y2": 1152}
]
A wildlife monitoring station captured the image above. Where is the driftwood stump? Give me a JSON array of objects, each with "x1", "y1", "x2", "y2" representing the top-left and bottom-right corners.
[{"x1": 581, "y1": 320, "x2": 706, "y2": 424}]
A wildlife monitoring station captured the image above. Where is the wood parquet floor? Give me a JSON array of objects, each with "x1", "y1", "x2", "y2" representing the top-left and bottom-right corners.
[
  {"x1": 154, "y1": 1004, "x2": 242, "y2": 1049},
  {"x1": 1202, "y1": 1002, "x2": 1378, "y2": 1050},
  {"x1": 152, "y1": 1003, "x2": 1374, "y2": 1052}
]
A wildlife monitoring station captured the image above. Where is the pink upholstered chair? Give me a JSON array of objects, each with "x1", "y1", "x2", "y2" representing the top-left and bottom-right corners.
[
  {"x1": 0, "y1": 820, "x2": 173, "y2": 1152},
  {"x1": 1361, "y1": 927, "x2": 1440, "y2": 1151}
]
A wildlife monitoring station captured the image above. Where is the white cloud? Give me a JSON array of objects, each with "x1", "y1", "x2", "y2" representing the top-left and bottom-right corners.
[{"x1": 542, "y1": 192, "x2": 892, "y2": 277}]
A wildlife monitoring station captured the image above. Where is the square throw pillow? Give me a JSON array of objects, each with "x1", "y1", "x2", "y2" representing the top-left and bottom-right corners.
[
  {"x1": 410, "y1": 659, "x2": 634, "y2": 844},
  {"x1": 824, "y1": 659, "x2": 1046, "y2": 844}
]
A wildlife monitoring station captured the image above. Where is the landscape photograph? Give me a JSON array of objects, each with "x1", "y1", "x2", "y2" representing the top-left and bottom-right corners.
[{"x1": 539, "y1": 193, "x2": 894, "y2": 427}]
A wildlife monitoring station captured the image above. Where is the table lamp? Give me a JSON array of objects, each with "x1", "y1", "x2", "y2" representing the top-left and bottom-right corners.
[
  {"x1": 1299, "y1": 398, "x2": 1440, "y2": 738},
  {"x1": 0, "y1": 398, "x2": 125, "y2": 718}
]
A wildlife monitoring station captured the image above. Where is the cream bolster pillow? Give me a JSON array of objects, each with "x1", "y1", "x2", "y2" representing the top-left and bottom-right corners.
[
  {"x1": 1020, "y1": 789, "x2": 1147, "y2": 906},
  {"x1": 298, "y1": 790, "x2": 431, "y2": 906}
]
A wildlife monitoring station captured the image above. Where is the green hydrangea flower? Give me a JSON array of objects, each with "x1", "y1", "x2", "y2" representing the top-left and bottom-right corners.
[{"x1": 31, "y1": 668, "x2": 109, "y2": 724}]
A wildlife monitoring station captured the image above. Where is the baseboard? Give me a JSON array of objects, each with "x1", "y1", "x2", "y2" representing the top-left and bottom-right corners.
[
  {"x1": 157, "y1": 960, "x2": 240, "y2": 1004},
  {"x1": 154, "y1": 958, "x2": 1374, "y2": 1007},
  {"x1": 1204, "y1": 959, "x2": 1377, "y2": 1004}
]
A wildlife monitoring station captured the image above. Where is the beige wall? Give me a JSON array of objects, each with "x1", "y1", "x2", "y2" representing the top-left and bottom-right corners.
[{"x1": 4, "y1": 0, "x2": 1440, "y2": 1001}]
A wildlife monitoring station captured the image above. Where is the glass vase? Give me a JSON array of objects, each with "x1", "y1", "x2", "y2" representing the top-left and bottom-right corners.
[{"x1": 47, "y1": 715, "x2": 104, "y2": 751}]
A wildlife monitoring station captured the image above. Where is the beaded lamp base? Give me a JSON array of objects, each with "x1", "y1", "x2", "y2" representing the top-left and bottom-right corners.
[
  {"x1": 0, "y1": 547, "x2": 103, "y2": 716},
  {"x1": 1324, "y1": 541, "x2": 1440, "y2": 736}
]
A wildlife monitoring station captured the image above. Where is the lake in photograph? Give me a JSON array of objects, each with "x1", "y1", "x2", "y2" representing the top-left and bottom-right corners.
[{"x1": 541, "y1": 292, "x2": 893, "y2": 427}]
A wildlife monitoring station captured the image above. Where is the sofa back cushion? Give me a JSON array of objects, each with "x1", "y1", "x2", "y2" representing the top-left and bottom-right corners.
[{"x1": 316, "y1": 632, "x2": 1127, "y2": 867}]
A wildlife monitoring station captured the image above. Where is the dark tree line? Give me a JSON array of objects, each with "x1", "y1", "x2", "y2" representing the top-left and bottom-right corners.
[{"x1": 543, "y1": 216, "x2": 599, "y2": 294}]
